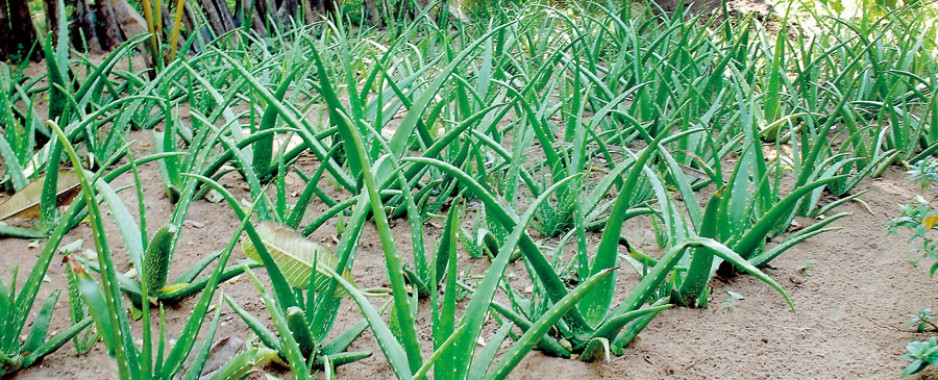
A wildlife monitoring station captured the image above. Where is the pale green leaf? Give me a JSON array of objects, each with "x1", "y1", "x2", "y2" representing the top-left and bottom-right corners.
[{"x1": 241, "y1": 222, "x2": 355, "y2": 296}]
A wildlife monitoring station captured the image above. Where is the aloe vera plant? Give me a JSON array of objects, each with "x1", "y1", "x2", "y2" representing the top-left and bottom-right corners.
[
  {"x1": 47, "y1": 120, "x2": 272, "y2": 379},
  {"x1": 329, "y1": 161, "x2": 611, "y2": 379},
  {"x1": 78, "y1": 128, "x2": 260, "y2": 304},
  {"x1": 0, "y1": 63, "x2": 39, "y2": 192},
  {"x1": 2, "y1": 0, "x2": 938, "y2": 378},
  {"x1": 234, "y1": 222, "x2": 372, "y2": 368},
  {"x1": 470, "y1": 135, "x2": 794, "y2": 360},
  {"x1": 0, "y1": 245, "x2": 92, "y2": 377},
  {"x1": 181, "y1": 172, "x2": 377, "y2": 377}
]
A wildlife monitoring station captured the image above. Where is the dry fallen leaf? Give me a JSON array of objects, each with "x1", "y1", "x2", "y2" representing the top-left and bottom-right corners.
[
  {"x1": 0, "y1": 170, "x2": 81, "y2": 226},
  {"x1": 924, "y1": 214, "x2": 938, "y2": 230}
]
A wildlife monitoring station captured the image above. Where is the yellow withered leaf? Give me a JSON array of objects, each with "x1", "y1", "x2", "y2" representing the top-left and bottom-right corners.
[
  {"x1": 0, "y1": 170, "x2": 80, "y2": 225},
  {"x1": 241, "y1": 222, "x2": 356, "y2": 297},
  {"x1": 924, "y1": 214, "x2": 938, "y2": 230}
]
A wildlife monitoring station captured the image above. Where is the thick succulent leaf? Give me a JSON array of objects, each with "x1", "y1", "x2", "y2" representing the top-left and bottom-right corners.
[
  {"x1": 95, "y1": 180, "x2": 143, "y2": 275},
  {"x1": 466, "y1": 322, "x2": 513, "y2": 380},
  {"x1": 241, "y1": 222, "x2": 355, "y2": 295},
  {"x1": 144, "y1": 225, "x2": 177, "y2": 295},
  {"x1": 224, "y1": 294, "x2": 282, "y2": 353},
  {"x1": 22, "y1": 290, "x2": 60, "y2": 353},
  {"x1": 321, "y1": 319, "x2": 368, "y2": 356},
  {"x1": 315, "y1": 351, "x2": 372, "y2": 367},
  {"x1": 72, "y1": 263, "x2": 119, "y2": 353},
  {"x1": 486, "y1": 269, "x2": 614, "y2": 379},
  {"x1": 0, "y1": 170, "x2": 80, "y2": 224},
  {"x1": 207, "y1": 347, "x2": 278, "y2": 380},
  {"x1": 25, "y1": 316, "x2": 93, "y2": 363},
  {"x1": 181, "y1": 305, "x2": 224, "y2": 380},
  {"x1": 323, "y1": 266, "x2": 412, "y2": 380},
  {"x1": 286, "y1": 306, "x2": 317, "y2": 357},
  {"x1": 0, "y1": 224, "x2": 47, "y2": 238},
  {"x1": 579, "y1": 338, "x2": 610, "y2": 363}
]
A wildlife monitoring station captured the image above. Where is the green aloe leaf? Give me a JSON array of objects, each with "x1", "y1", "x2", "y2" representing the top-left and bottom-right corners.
[
  {"x1": 21, "y1": 290, "x2": 60, "y2": 354},
  {"x1": 208, "y1": 346, "x2": 278, "y2": 380},
  {"x1": 144, "y1": 225, "x2": 177, "y2": 295},
  {"x1": 485, "y1": 269, "x2": 614, "y2": 380}
]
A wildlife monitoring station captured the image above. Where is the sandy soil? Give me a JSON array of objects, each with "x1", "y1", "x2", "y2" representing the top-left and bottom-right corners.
[
  {"x1": 2, "y1": 126, "x2": 938, "y2": 380},
  {"x1": 512, "y1": 167, "x2": 938, "y2": 379}
]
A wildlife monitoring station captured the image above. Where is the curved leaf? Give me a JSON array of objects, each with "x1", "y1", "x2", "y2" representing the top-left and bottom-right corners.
[
  {"x1": 241, "y1": 222, "x2": 355, "y2": 295},
  {"x1": 0, "y1": 170, "x2": 80, "y2": 224}
]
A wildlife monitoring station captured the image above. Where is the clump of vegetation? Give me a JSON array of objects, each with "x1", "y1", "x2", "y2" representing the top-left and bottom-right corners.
[
  {"x1": 0, "y1": 0, "x2": 936, "y2": 377},
  {"x1": 908, "y1": 308, "x2": 938, "y2": 334},
  {"x1": 903, "y1": 337, "x2": 938, "y2": 377},
  {"x1": 888, "y1": 195, "x2": 938, "y2": 274},
  {"x1": 888, "y1": 158, "x2": 938, "y2": 377}
]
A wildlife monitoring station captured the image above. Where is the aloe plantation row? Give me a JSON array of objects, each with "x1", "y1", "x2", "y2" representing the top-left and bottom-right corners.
[{"x1": 1, "y1": 0, "x2": 937, "y2": 378}]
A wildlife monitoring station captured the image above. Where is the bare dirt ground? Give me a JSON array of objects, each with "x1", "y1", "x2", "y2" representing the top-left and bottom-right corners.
[
  {"x1": 515, "y1": 166, "x2": 938, "y2": 379},
  {"x1": 3, "y1": 127, "x2": 938, "y2": 380}
]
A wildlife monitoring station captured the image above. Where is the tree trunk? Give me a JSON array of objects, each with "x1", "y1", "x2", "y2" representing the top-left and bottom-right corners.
[
  {"x1": 200, "y1": 0, "x2": 227, "y2": 37},
  {"x1": 217, "y1": 0, "x2": 236, "y2": 32},
  {"x1": 113, "y1": 0, "x2": 156, "y2": 76},
  {"x1": 322, "y1": 0, "x2": 335, "y2": 13},
  {"x1": 364, "y1": 0, "x2": 381, "y2": 26},
  {"x1": 306, "y1": 0, "x2": 322, "y2": 18},
  {"x1": 6, "y1": 0, "x2": 42, "y2": 62},
  {"x1": 182, "y1": 2, "x2": 207, "y2": 51},
  {"x1": 70, "y1": 0, "x2": 102, "y2": 52},
  {"x1": 0, "y1": 0, "x2": 11, "y2": 61},
  {"x1": 200, "y1": 0, "x2": 235, "y2": 38},
  {"x1": 96, "y1": 0, "x2": 126, "y2": 50},
  {"x1": 275, "y1": 0, "x2": 297, "y2": 26},
  {"x1": 308, "y1": 0, "x2": 338, "y2": 21},
  {"x1": 255, "y1": 0, "x2": 269, "y2": 35},
  {"x1": 301, "y1": 0, "x2": 314, "y2": 23},
  {"x1": 239, "y1": 0, "x2": 269, "y2": 36},
  {"x1": 113, "y1": 0, "x2": 148, "y2": 39},
  {"x1": 43, "y1": 0, "x2": 59, "y2": 40}
]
